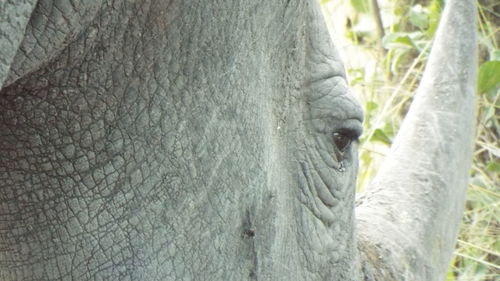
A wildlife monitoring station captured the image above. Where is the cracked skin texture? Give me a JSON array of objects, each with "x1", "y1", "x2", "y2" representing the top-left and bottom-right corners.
[
  {"x1": 0, "y1": 0, "x2": 477, "y2": 280},
  {"x1": 0, "y1": 0, "x2": 365, "y2": 280}
]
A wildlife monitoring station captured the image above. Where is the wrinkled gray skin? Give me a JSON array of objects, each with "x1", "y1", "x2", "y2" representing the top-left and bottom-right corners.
[{"x1": 0, "y1": 0, "x2": 477, "y2": 280}]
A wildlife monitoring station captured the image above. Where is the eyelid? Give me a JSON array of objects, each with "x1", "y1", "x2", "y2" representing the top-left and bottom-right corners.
[
  {"x1": 334, "y1": 119, "x2": 363, "y2": 140},
  {"x1": 335, "y1": 128, "x2": 360, "y2": 142}
]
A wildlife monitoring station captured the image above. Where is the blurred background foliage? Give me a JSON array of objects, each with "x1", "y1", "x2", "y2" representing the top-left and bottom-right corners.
[{"x1": 319, "y1": 0, "x2": 499, "y2": 280}]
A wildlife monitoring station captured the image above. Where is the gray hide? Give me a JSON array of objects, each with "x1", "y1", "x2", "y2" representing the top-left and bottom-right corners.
[{"x1": 0, "y1": 0, "x2": 477, "y2": 280}]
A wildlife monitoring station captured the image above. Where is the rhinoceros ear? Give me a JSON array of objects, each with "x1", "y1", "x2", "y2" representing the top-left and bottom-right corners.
[{"x1": 0, "y1": 0, "x2": 39, "y2": 89}]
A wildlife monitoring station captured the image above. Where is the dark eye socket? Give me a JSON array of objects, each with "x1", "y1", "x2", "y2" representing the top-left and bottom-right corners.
[{"x1": 333, "y1": 132, "x2": 355, "y2": 153}]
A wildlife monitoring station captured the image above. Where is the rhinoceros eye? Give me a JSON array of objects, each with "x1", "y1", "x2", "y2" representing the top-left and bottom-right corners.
[{"x1": 333, "y1": 132, "x2": 353, "y2": 153}]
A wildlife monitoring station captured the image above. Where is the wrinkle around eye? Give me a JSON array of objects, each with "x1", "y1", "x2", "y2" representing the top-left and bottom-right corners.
[
  {"x1": 306, "y1": 78, "x2": 364, "y2": 125},
  {"x1": 305, "y1": 69, "x2": 347, "y2": 87},
  {"x1": 306, "y1": 75, "x2": 348, "y2": 103},
  {"x1": 309, "y1": 93, "x2": 363, "y2": 122}
]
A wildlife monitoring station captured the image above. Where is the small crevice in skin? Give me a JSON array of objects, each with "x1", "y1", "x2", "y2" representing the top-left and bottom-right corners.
[{"x1": 241, "y1": 209, "x2": 258, "y2": 280}]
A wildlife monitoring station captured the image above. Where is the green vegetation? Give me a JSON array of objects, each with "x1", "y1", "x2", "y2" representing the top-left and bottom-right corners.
[{"x1": 320, "y1": 0, "x2": 499, "y2": 280}]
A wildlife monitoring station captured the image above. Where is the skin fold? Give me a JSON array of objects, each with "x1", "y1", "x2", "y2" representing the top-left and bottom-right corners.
[{"x1": 0, "y1": 0, "x2": 477, "y2": 280}]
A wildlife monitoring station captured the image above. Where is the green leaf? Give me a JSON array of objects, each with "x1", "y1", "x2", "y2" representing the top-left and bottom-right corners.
[
  {"x1": 350, "y1": 0, "x2": 369, "y2": 13},
  {"x1": 382, "y1": 123, "x2": 395, "y2": 138},
  {"x1": 393, "y1": 35, "x2": 414, "y2": 46},
  {"x1": 477, "y1": 61, "x2": 500, "y2": 95},
  {"x1": 366, "y1": 101, "x2": 378, "y2": 113},
  {"x1": 409, "y1": 4, "x2": 429, "y2": 30},
  {"x1": 427, "y1": 0, "x2": 443, "y2": 37},
  {"x1": 370, "y1": 128, "x2": 392, "y2": 145},
  {"x1": 486, "y1": 161, "x2": 500, "y2": 173},
  {"x1": 382, "y1": 32, "x2": 414, "y2": 50}
]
